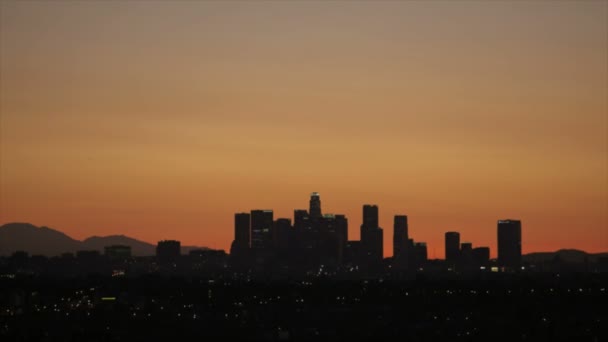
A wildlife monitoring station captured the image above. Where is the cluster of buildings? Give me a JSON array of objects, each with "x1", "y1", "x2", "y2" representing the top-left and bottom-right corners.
[{"x1": 230, "y1": 192, "x2": 523, "y2": 273}]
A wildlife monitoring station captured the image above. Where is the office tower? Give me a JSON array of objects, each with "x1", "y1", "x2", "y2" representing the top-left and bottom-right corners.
[
  {"x1": 104, "y1": 245, "x2": 132, "y2": 260},
  {"x1": 294, "y1": 210, "x2": 310, "y2": 230},
  {"x1": 234, "y1": 213, "x2": 251, "y2": 248},
  {"x1": 319, "y1": 214, "x2": 341, "y2": 265},
  {"x1": 360, "y1": 205, "x2": 383, "y2": 264},
  {"x1": 393, "y1": 215, "x2": 409, "y2": 259},
  {"x1": 460, "y1": 242, "x2": 473, "y2": 264},
  {"x1": 473, "y1": 247, "x2": 490, "y2": 266},
  {"x1": 156, "y1": 240, "x2": 181, "y2": 262},
  {"x1": 497, "y1": 219, "x2": 522, "y2": 269},
  {"x1": 414, "y1": 242, "x2": 428, "y2": 264},
  {"x1": 294, "y1": 209, "x2": 314, "y2": 250},
  {"x1": 362, "y1": 204, "x2": 379, "y2": 228},
  {"x1": 445, "y1": 232, "x2": 461, "y2": 263},
  {"x1": 251, "y1": 210, "x2": 274, "y2": 250},
  {"x1": 273, "y1": 218, "x2": 291, "y2": 250},
  {"x1": 309, "y1": 192, "x2": 322, "y2": 219},
  {"x1": 335, "y1": 214, "x2": 348, "y2": 246}
]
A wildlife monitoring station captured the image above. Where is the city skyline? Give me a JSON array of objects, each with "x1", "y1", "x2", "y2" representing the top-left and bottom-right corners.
[{"x1": 1, "y1": 1, "x2": 606, "y2": 258}]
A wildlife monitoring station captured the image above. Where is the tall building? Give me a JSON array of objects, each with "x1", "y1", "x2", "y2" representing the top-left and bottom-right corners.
[
  {"x1": 497, "y1": 219, "x2": 522, "y2": 269},
  {"x1": 230, "y1": 213, "x2": 251, "y2": 268},
  {"x1": 251, "y1": 210, "x2": 274, "y2": 250},
  {"x1": 472, "y1": 247, "x2": 490, "y2": 266},
  {"x1": 309, "y1": 192, "x2": 322, "y2": 219},
  {"x1": 393, "y1": 215, "x2": 409, "y2": 259},
  {"x1": 360, "y1": 205, "x2": 383, "y2": 264},
  {"x1": 460, "y1": 242, "x2": 473, "y2": 264},
  {"x1": 273, "y1": 218, "x2": 291, "y2": 250},
  {"x1": 362, "y1": 204, "x2": 379, "y2": 228},
  {"x1": 445, "y1": 232, "x2": 461, "y2": 263},
  {"x1": 335, "y1": 214, "x2": 348, "y2": 246},
  {"x1": 156, "y1": 240, "x2": 181, "y2": 262},
  {"x1": 414, "y1": 242, "x2": 428, "y2": 264},
  {"x1": 234, "y1": 213, "x2": 251, "y2": 248},
  {"x1": 294, "y1": 209, "x2": 314, "y2": 250}
]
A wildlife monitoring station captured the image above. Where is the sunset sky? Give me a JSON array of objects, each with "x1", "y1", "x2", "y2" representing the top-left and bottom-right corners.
[{"x1": 1, "y1": 1, "x2": 606, "y2": 257}]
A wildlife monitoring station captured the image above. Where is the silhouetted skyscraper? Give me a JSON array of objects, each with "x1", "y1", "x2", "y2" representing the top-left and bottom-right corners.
[
  {"x1": 362, "y1": 204, "x2": 379, "y2": 228},
  {"x1": 156, "y1": 240, "x2": 180, "y2": 262},
  {"x1": 361, "y1": 205, "x2": 383, "y2": 265},
  {"x1": 294, "y1": 210, "x2": 309, "y2": 229},
  {"x1": 460, "y1": 242, "x2": 473, "y2": 266},
  {"x1": 414, "y1": 242, "x2": 428, "y2": 265},
  {"x1": 251, "y1": 210, "x2": 273, "y2": 250},
  {"x1": 445, "y1": 232, "x2": 460, "y2": 263},
  {"x1": 234, "y1": 213, "x2": 251, "y2": 248},
  {"x1": 497, "y1": 219, "x2": 522, "y2": 269},
  {"x1": 309, "y1": 192, "x2": 322, "y2": 219},
  {"x1": 473, "y1": 247, "x2": 490, "y2": 266},
  {"x1": 335, "y1": 214, "x2": 348, "y2": 246},
  {"x1": 273, "y1": 218, "x2": 291, "y2": 250},
  {"x1": 393, "y1": 215, "x2": 409, "y2": 259}
]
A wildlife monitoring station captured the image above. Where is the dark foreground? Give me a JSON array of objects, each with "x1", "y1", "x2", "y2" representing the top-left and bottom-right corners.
[{"x1": 1, "y1": 273, "x2": 606, "y2": 342}]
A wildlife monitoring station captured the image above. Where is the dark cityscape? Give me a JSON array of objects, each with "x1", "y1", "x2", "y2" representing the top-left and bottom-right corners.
[
  {"x1": 1, "y1": 192, "x2": 607, "y2": 341},
  {"x1": 1, "y1": 1, "x2": 607, "y2": 341}
]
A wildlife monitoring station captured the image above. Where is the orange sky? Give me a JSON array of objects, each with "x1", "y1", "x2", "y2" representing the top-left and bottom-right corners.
[{"x1": 1, "y1": 1, "x2": 606, "y2": 258}]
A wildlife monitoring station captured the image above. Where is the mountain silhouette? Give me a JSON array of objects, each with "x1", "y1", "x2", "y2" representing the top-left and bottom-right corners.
[
  {"x1": 523, "y1": 249, "x2": 608, "y2": 263},
  {"x1": 0, "y1": 223, "x2": 81, "y2": 256},
  {"x1": 0, "y1": 223, "x2": 208, "y2": 256}
]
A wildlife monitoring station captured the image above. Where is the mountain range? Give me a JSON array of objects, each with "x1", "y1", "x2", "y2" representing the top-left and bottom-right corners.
[
  {"x1": 0, "y1": 223, "x2": 208, "y2": 256},
  {"x1": 1, "y1": 222, "x2": 606, "y2": 261}
]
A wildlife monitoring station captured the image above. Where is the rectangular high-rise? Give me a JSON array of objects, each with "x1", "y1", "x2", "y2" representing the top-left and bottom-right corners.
[
  {"x1": 497, "y1": 219, "x2": 522, "y2": 269},
  {"x1": 360, "y1": 205, "x2": 383, "y2": 264},
  {"x1": 393, "y1": 215, "x2": 409, "y2": 259},
  {"x1": 445, "y1": 232, "x2": 460, "y2": 263},
  {"x1": 251, "y1": 210, "x2": 274, "y2": 250},
  {"x1": 362, "y1": 204, "x2": 379, "y2": 228},
  {"x1": 234, "y1": 213, "x2": 251, "y2": 248}
]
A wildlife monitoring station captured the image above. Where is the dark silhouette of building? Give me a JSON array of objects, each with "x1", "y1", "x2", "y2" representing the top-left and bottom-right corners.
[
  {"x1": 251, "y1": 210, "x2": 274, "y2": 250},
  {"x1": 393, "y1": 215, "x2": 409, "y2": 269},
  {"x1": 156, "y1": 240, "x2": 180, "y2": 262},
  {"x1": 230, "y1": 213, "x2": 251, "y2": 268},
  {"x1": 104, "y1": 245, "x2": 131, "y2": 260},
  {"x1": 393, "y1": 215, "x2": 409, "y2": 258},
  {"x1": 414, "y1": 242, "x2": 428, "y2": 266},
  {"x1": 319, "y1": 214, "x2": 341, "y2": 266},
  {"x1": 497, "y1": 219, "x2": 522, "y2": 269},
  {"x1": 294, "y1": 209, "x2": 312, "y2": 249},
  {"x1": 460, "y1": 242, "x2": 473, "y2": 268},
  {"x1": 273, "y1": 218, "x2": 291, "y2": 250},
  {"x1": 334, "y1": 214, "x2": 348, "y2": 251},
  {"x1": 309, "y1": 192, "x2": 322, "y2": 220},
  {"x1": 360, "y1": 205, "x2": 383, "y2": 266},
  {"x1": 234, "y1": 213, "x2": 250, "y2": 248},
  {"x1": 362, "y1": 204, "x2": 379, "y2": 227},
  {"x1": 445, "y1": 232, "x2": 461, "y2": 264},
  {"x1": 473, "y1": 247, "x2": 490, "y2": 266}
]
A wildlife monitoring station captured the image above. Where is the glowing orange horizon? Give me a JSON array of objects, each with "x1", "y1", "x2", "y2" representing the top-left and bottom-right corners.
[{"x1": 1, "y1": 2, "x2": 606, "y2": 258}]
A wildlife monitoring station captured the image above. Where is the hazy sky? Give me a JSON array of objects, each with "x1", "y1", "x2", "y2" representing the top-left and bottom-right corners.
[{"x1": 1, "y1": 1, "x2": 606, "y2": 257}]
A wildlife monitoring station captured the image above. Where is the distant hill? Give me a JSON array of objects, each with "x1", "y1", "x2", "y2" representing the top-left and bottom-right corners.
[
  {"x1": 0, "y1": 223, "x2": 208, "y2": 257},
  {"x1": 0, "y1": 223, "x2": 81, "y2": 256},
  {"x1": 523, "y1": 249, "x2": 608, "y2": 263}
]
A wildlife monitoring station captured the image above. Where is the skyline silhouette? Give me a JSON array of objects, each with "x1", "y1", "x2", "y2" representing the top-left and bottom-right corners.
[
  {"x1": 1, "y1": 1, "x2": 606, "y2": 258},
  {"x1": 1, "y1": 1, "x2": 606, "y2": 340}
]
